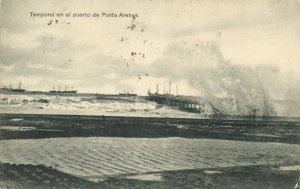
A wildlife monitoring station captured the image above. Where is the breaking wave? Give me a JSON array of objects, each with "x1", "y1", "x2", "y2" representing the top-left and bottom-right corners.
[{"x1": 0, "y1": 94, "x2": 202, "y2": 118}]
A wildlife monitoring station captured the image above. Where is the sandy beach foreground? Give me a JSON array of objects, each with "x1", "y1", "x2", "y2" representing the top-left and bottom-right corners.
[
  {"x1": 0, "y1": 114, "x2": 300, "y2": 188},
  {"x1": 0, "y1": 163, "x2": 299, "y2": 189}
]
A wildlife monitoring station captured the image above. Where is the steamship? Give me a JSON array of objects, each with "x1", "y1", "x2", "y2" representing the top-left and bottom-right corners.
[
  {"x1": 50, "y1": 86, "x2": 77, "y2": 94},
  {"x1": 0, "y1": 82, "x2": 26, "y2": 93}
]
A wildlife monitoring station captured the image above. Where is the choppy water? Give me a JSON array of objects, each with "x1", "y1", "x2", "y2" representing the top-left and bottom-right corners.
[
  {"x1": 0, "y1": 93, "x2": 202, "y2": 118},
  {"x1": 1, "y1": 137, "x2": 300, "y2": 181}
]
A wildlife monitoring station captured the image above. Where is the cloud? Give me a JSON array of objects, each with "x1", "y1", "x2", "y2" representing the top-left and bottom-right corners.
[{"x1": 0, "y1": 0, "x2": 299, "y2": 104}]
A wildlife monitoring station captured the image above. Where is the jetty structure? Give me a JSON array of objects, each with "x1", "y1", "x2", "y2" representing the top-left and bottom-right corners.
[
  {"x1": 147, "y1": 83, "x2": 219, "y2": 115},
  {"x1": 147, "y1": 82, "x2": 275, "y2": 117}
]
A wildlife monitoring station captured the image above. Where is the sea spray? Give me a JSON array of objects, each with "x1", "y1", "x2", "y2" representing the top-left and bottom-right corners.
[{"x1": 148, "y1": 42, "x2": 277, "y2": 117}]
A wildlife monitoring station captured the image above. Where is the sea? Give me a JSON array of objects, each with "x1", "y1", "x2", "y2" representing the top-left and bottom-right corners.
[
  {"x1": 0, "y1": 93, "x2": 204, "y2": 118},
  {"x1": 0, "y1": 92, "x2": 300, "y2": 183}
]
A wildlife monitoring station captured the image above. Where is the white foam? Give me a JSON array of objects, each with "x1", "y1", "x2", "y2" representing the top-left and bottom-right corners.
[
  {"x1": 204, "y1": 170, "x2": 223, "y2": 174},
  {"x1": 279, "y1": 165, "x2": 300, "y2": 171},
  {"x1": 125, "y1": 174, "x2": 163, "y2": 181},
  {"x1": 10, "y1": 118, "x2": 23, "y2": 121},
  {"x1": 0, "y1": 126, "x2": 35, "y2": 131},
  {"x1": 0, "y1": 93, "x2": 204, "y2": 118}
]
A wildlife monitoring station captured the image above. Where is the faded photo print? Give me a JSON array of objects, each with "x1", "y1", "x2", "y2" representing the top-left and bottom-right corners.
[{"x1": 0, "y1": 0, "x2": 300, "y2": 188}]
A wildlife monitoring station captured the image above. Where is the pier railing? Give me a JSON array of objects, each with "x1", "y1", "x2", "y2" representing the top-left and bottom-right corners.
[{"x1": 147, "y1": 93, "x2": 213, "y2": 114}]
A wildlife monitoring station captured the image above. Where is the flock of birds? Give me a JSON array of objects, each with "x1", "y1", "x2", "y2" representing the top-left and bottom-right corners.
[
  {"x1": 119, "y1": 16, "x2": 221, "y2": 81},
  {"x1": 119, "y1": 17, "x2": 151, "y2": 81},
  {"x1": 42, "y1": 15, "x2": 222, "y2": 82}
]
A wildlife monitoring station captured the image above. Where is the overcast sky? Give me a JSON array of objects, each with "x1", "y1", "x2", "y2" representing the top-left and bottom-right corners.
[{"x1": 0, "y1": 0, "x2": 300, "y2": 98}]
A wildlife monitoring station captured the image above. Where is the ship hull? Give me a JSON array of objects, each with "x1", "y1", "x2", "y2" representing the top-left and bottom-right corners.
[
  {"x1": 49, "y1": 91, "x2": 77, "y2": 94},
  {"x1": 0, "y1": 89, "x2": 26, "y2": 93}
]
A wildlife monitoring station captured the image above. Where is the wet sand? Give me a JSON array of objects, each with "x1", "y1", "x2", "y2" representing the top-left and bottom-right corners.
[
  {"x1": 1, "y1": 163, "x2": 299, "y2": 189},
  {"x1": 0, "y1": 113, "x2": 300, "y2": 188},
  {"x1": 0, "y1": 113, "x2": 299, "y2": 144},
  {"x1": 0, "y1": 163, "x2": 99, "y2": 189},
  {"x1": 1, "y1": 137, "x2": 299, "y2": 179},
  {"x1": 101, "y1": 165, "x2": 300, "y2": 189}
]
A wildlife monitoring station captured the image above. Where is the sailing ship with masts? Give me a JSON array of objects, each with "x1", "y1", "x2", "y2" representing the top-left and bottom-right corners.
[
  {"x1": 49, "y1": 85, "x2": 77, "y2": 94},
  {"x1": 0, "y1": 82, "x2": 26, "y2": 93},
  {"x1": 118, "y1": 90, "x2": 137, "y2": 97}
]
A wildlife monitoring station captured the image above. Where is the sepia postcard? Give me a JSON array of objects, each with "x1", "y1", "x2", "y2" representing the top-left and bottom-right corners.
[{"x1": 0, "y1": 0, "x2": 300, "y2": 188}]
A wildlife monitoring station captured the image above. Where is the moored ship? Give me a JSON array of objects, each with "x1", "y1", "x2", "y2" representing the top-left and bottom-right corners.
[
  {"x1": 118, "y1": 93, "x2": 137, "y2": 97},
  {"x1": 0, "y1": 82, "x2": 26, "y2": 93},
  {"x1": 49, "y1": 86, "x2": 77, "y2": 94},
  {"x1": 118, "y1": 90, "x2": 137, "y2": 97}
]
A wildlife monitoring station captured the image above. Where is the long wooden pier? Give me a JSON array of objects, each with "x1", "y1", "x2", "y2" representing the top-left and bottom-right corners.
[{"x1": 146, "y1": 93, "x2": 219, "y2": 114}]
